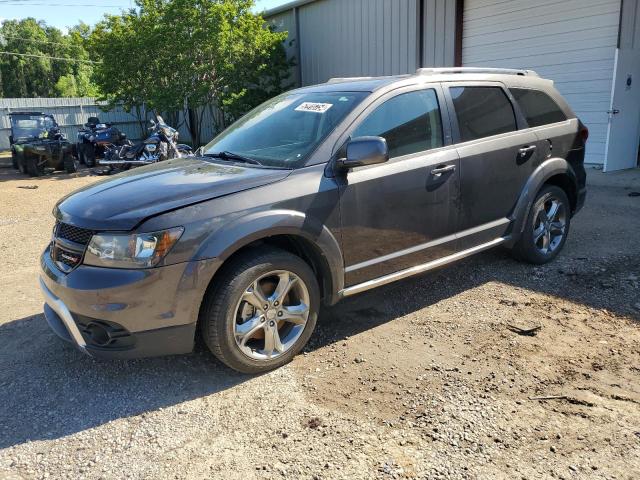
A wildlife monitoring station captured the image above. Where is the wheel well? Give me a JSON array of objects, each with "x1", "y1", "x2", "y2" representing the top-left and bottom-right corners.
[
  {"x1": 208, "y1": 234, "x2": 333, "y2": 304},
  {"x1": 543, "y1": 174, "x2": 577, "y2": 213}
]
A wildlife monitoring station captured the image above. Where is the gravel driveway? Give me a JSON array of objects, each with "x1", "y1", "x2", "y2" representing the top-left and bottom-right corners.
[{"x1": 0, "y1": 159, "x2": 639, "y2": 479}]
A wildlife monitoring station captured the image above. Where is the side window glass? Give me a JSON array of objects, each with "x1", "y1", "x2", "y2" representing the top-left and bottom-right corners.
[
  {"x1": 450, "y1": 86, "x2": 516, "y2": 142},
  {"x1": 352, "y1": 89, "x2": 443, "y2": 158},
  {"x1": 510, "y1": 88, "x2": 567, "y2": 127}
]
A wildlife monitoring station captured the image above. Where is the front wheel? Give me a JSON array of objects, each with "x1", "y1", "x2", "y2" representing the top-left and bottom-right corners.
[
  {"x1": 200, "y1": 248, "x2": 319, "y2": 374},
  {"x1": 11, "y1": 149, "x2": 18, "y2": 169},
  {"x1": 64, "y1": 153, "x2": 79, "y2": 173},
  {"x1": 83, "y1": 146, "x2": 96, "y2": 167},
  {"x1": 511, "y1": 185, "x2": 571, "y2": 264}
]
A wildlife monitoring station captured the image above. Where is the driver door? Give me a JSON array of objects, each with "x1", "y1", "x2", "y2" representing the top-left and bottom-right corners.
[{"x1": 336, "y1": 85, "x2": 460, "y2": 287}]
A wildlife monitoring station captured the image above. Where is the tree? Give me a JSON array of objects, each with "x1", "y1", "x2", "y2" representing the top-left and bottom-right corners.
[
  {"x1": 90, "y1": 0, "x2": 292, "y2": 146},
  {"x1": 0, "y1": 19, "x2": 98, "y2": 98}
]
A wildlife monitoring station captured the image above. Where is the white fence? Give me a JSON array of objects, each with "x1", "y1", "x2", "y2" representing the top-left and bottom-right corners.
[{"x1": 0, "y1": 98, "x2": 222, "y2": 151}]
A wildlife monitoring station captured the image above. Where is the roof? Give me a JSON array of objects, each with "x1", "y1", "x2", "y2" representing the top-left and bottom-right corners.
[
  {"x1": 8, "y1": 111, "x2": 47, "y2": 116},
  {"x1": 290, "y1": 68, "x2": 553, "y2": 94},
  {"x1": 262, "y1": 0, "x2": 318, "y2": 17}
]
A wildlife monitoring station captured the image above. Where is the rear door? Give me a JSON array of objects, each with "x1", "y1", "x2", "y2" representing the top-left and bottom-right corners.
[{"x1": 443, "y1": 82, "x2": 539, "y2": 249}]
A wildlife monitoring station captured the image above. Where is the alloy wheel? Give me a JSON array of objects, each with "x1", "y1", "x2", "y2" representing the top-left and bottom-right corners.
[
  {"x1": 532, "y1": 196, "x2": 567, "y2": 255},
  {"x1": 233, "y1": 270, "x2": 310, "y2": 360}
]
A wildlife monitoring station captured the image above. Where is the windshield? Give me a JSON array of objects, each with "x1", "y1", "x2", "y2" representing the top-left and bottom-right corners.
[
  {"x1": 11, "y1": 115, "x2": 52, "y2": 140},
  {"x1": 203, "y1": 91, "x2": 368, "y2": 168}
]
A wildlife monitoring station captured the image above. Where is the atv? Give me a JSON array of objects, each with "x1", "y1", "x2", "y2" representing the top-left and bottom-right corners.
[
  {"x1": 9, "y1": 112, "x2": 79, "y2": 176},
  {"x1": 76, "y1": 116, "x2": 127, "y2": 167}
]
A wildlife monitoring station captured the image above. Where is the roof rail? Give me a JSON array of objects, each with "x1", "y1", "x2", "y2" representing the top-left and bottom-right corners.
[
  {"x1": 416, "y1": 67, "x2": 538, "y2": 77},
  {"x1": 327, "y1": 76, "x2": 378, "y2": 83}
]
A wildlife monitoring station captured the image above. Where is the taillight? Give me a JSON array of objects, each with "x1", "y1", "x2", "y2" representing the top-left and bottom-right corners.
[{"x1": 579, "y1": 123, "x2": 589, "y2": 143}]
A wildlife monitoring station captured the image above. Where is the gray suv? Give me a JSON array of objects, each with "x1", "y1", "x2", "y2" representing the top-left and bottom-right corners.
[{"x1": 40, "y1": 68, "x2": 587, "y2": 373}]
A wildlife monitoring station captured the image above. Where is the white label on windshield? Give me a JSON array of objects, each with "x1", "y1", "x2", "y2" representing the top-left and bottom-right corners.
[{"x1": 295, "y1": 102, "x2": 333, "y2": 113}]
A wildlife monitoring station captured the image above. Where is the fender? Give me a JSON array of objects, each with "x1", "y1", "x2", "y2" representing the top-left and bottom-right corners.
[
  {"x1": 194, "y1": 209, "x2": 345, "y2": 304},
  {"x1": 506, "y1": 156, "x2": 578, "y2": 247}
]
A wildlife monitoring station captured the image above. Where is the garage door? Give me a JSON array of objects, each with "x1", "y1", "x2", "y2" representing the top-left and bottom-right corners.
[{"x1": 462, "y1": 0, "x2": 621, "y2": 166}]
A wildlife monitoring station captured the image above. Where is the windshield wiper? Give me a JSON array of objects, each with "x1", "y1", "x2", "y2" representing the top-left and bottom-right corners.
[{"x1": 205, "y1": 151, "x2": 263, "y2": 166}]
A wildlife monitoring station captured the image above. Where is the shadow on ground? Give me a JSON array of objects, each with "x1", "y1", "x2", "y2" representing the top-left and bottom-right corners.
[{"x1": 0, "y1": 314, "x2": 247, "y2": 449}]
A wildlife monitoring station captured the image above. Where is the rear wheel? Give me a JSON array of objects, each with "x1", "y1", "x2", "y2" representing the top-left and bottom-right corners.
[
  {"x1": 512, "y1": 185, "x2": 571, "y2": 264},
  {"x1": 200, "y1": 248, "x2": 320, "y2": 374}
]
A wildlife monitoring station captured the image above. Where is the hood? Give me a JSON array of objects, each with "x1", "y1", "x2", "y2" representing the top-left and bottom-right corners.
[{"x1": 54, "y1": 158, "x2": 291, "y2": 230}]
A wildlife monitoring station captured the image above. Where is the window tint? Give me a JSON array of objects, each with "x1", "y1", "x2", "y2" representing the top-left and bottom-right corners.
[
  {"x1": 352, "y1": 89, "x2": 443, "y2": 158},
  {"x1": 450, "y1": 86, "x2": 516, "y2": 142},
  {"x1": 510, "y1": 88, "x2": 567, "y2": 127}
]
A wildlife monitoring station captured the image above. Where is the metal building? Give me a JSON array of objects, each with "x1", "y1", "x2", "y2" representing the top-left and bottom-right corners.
[{"x1": 265, "y1": 0, "x2": 640, "y2": 172}]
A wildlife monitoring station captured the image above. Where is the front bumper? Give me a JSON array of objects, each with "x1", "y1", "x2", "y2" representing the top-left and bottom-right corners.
[{"x1": 39, "y1": 245, "x2": 221, "y2": 359}]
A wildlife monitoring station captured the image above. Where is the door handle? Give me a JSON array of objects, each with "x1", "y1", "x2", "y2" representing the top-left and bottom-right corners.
[
  {"x1": 518, "y1": 145, "x2": 536, "y2": 158},
  {"x1": 430, "y1": 164, "x2": 456, "y2": 176}
]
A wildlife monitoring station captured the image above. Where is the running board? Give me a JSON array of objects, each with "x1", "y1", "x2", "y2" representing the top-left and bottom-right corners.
[{"x1": 339, "y1": 237, "x2": 507, "y2": 297}]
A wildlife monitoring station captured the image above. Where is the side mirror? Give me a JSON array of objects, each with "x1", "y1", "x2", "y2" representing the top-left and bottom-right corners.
[{"x1": 338, "y1": 136, "x2": 388, "y2": 170}]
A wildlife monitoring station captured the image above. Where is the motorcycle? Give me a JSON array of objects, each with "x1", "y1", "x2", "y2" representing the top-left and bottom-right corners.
[{"x1": 100, "y1": 116, "x2": 192, "y2": 170}]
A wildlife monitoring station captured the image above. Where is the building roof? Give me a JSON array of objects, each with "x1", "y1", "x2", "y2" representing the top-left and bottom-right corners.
[{"x1": 263, "y1": 0, "x2": 318, "y2": 17}]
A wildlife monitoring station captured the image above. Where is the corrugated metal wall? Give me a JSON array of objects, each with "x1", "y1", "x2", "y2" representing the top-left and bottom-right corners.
[
  {"x1": 0, "y1": 98, "x2": 145, "y2": 151},
  {"x1": 266, "y1": 0, "x2": 457, "y2": 87},
  {"x1": 297, "y1": 0, "x2": 420, "y2": 85},
  {"x1": 461, "y1": 0, "x2": 621, "y2": 165},
  {"x1": 422, "y1": 0, "x2": 457, "y2": 67},
  {"x1": 266, "y1": 9, "x2": 301, "y2": 86}
]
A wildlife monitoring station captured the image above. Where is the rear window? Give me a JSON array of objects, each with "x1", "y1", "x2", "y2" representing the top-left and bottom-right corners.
[
  {"x1": 450, "y1": 86, "x2": 517, "y2": 142},
  {"x1": 510, "y1": 88, "x2": 567, "y2": 127}
]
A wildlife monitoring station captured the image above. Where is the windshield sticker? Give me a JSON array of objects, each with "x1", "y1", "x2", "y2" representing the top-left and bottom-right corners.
[{"x1": 295, "y1": 102, "x2": 333, "y2": 113}]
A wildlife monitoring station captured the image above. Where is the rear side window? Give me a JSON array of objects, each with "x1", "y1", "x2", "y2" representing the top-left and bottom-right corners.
[
  {"x1": 510, "y1": 88, "x2": 567, "y2": 127},
  {"x1": 450, "y1": 86, "x2": 516, "y2": 142},
  {"x1": 352, "y1": 89, "x2": 443, "y2": 158}
]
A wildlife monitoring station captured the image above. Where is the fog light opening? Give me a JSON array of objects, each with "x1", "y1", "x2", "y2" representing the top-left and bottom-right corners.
[{"x1": 86, "y1": 322, "x2": 112, "y2": 347}]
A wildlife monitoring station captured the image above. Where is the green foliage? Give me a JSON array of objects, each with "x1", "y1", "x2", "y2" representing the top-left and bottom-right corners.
[
  {"x1": 90, "y1": 0, "x2": 293, "y2": 146},
  {"x1": 0, "y1": 19, "x2": 99, "y2": 98}
]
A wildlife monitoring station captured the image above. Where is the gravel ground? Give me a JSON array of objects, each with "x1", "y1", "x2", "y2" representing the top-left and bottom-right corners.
[{"x1": 0, "y1": 157, "x2": 639, "y2": 480}]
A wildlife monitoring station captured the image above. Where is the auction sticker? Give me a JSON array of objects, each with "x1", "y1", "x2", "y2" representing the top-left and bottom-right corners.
[{"x1": 295, "y1": 102, "x2": 333, "y2": 113}]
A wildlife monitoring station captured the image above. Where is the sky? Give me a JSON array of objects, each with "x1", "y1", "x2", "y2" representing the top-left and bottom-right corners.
[{"x1": 0, "y1": 0, "x2": 292, "y2": 32}]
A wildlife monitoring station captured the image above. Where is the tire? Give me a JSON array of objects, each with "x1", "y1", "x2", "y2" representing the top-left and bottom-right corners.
[
  {"x1": 511, "y1": 185, "x2": 571, "y2": 264},
  {"x1": 84, "y1": 146, "x2": 96, "y2": 167},
  {"x1": 11, "y1": 149, "x2": 18, "y2": 169},
  {"x1": 26, "y1": 156, "x2": 45, "y2": 177},
  {"x1": 64, "y1": 153, "x2": 79, "y2": 173},
  {"x1": 200, "y1": 247, "x2": 320, "y2": 374}
]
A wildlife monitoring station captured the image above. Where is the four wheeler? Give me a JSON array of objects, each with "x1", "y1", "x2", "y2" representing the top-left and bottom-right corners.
[
  {"x1": 76, "y1": 116, "x2": 128, "y2": 167},
  {"x1": 9, "y1": 112, "x2": 79, "y2": 176}
]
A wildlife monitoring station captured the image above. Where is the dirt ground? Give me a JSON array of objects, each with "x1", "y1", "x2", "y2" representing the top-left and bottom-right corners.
[{"x1": 0, "y1": 155, "x2": 639, "y2": 480}]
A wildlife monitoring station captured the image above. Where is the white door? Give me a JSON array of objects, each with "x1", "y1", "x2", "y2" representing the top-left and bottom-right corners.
[{"x1": 604, "y1": 49, "x2": 640, "y2": 172}]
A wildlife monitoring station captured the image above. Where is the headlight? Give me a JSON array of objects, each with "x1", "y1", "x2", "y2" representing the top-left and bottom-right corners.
[{"x1": 84, "y1": 227, "x2": 184, "y2": 269}]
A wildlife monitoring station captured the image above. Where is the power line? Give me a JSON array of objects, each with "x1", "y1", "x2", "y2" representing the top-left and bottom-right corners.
[
  {"x1": 0, "y1": 51, "x2": 99, "y2": 63},
  {"x1": 0, "y1": 2, "x2": 126, "y2": 6},
  {"x1": 1, "y1": 34, "x2": 76, "y2": 48}
]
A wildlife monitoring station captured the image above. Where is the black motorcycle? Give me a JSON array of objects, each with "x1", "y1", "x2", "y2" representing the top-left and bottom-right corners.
[
  {"x1": 101, "y1": 116, "x2": 192, "y2": 170},
  {"x1": 76, "y1": 117, "x2": 128, "y2": 167}
]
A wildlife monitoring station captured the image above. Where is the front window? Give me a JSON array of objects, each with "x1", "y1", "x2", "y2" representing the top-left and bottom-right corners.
[
  {"x1": 203, "y1": 91, "x2": 368, "y2": 168},
  {"x1": 11, "y1": 115, "x2": 49, "y2": 141}
]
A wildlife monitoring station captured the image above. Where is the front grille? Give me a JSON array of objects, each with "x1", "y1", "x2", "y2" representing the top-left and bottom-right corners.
[
  {"x1": 51, "y1": 222, "x2": 92, "y2": 273},
  {"x1": 56, "y1": 222, "x2": 94, "y2": 246}
]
